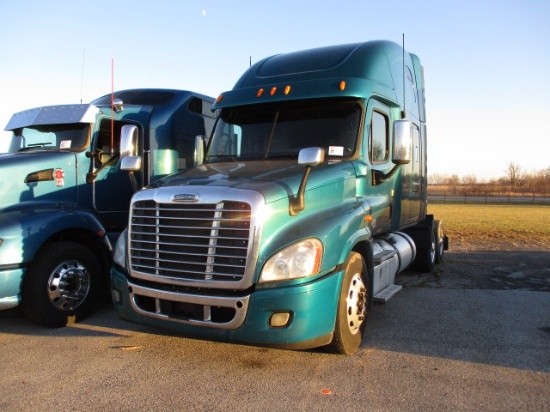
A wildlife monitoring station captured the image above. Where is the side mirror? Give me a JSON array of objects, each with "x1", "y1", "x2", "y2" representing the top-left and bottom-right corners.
[
  {"x1": 121, "y1": 156, "x2": 142, "y2": 171},
  {"x1": 298, "y1": 147, "x2": 325, "y2": 166},
  {"x1": 392, "y1": 120, "x2": 412, "y2": 165},
  {"x1": 194, "y1": 135, "x2": 205, "y2": 167},
  {"x1": 290, "y1": 147, "x2": 325, "y2": 216},
  {"x1": 120, "y1": 125, "x2": 139, "y2": 158}
]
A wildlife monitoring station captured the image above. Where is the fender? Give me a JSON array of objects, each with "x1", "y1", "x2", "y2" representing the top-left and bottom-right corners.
[
  {"x1": 257, "y1": 196, "x2": 373, "y2": 277},
  {"x1": 0, "y1": 202, "x2": 110, "y2": 268}
]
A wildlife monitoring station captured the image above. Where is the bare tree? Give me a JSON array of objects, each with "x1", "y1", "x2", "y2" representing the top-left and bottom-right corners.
[
  {"x1": 461, "y1": 174, "x2": 479, "y2": 194},
  {"x1": 461, "y1": 174, "x2": 478, "y2": 186},
  {"x1": 445, "y1": 174, "x2": 461, "y2": 194},
  {"x1": 524, "y1": 173, "x2": 540, "y2": 195},
  {"x1": 428, "y1": 173, "x2": 445, "y2": 185},
  {"x1": 505, "y1": 161, "x2": 523, "y2": 191}
]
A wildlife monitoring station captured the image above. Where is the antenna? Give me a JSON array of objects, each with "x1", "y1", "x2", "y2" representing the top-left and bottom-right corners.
[
  {"x1": 402, "y1": 33, "x2": 406, "y2": 118},
  {"x1": 80, "y1": 48, "x2": 85, "y2": 104},
  {"x1": 111, "y1": 56, "x2": 115, "y2": 154}
]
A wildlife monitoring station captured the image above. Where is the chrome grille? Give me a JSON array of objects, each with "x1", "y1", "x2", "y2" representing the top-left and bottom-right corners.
[{"x1": 129, "y1": 200, "x2": 251, "y2": 282}]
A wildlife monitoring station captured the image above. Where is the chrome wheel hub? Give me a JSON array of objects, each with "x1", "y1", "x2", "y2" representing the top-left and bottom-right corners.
[
  {"x1": 346, "y1": 273, "x2": 367, "y2": 335},
  {"x1": 47, "y1": 260, "x2": 90, "y2": 311}
]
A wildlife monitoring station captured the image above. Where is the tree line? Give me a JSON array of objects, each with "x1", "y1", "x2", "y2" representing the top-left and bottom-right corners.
[{"x1": 429, "y1": 162, "x2": 550, "y2": 196}]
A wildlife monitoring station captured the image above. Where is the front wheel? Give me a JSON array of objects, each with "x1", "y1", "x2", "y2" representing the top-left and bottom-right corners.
[
  {"x1": 22, "y1": 241, "x2": 100, "y2": 327},
  {"x1": 328, "y1": 252, "x2": 369, "y2": 355}
]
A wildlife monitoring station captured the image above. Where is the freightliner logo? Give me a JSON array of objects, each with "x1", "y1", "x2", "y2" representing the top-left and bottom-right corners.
[{"x1": 172, "y1": 193, "x2": 199, "y2": 202}]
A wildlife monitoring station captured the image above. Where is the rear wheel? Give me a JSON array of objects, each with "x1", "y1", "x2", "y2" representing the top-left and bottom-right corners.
[
  {"x1": 408, "y1": 218, "x2": 436, "y2": 273},
  {"x1": 22, "y1": 241, "x2": 100, "y2": 327},
  {"x1": 329, "y1": 252, "x2": 369, "y2": 355},
  {"x1": 434, "y1": 220, "x2": 446, "y2": 264},
  {"x1": 416, "y1": 228, "x2": 435, "y2": 272}
]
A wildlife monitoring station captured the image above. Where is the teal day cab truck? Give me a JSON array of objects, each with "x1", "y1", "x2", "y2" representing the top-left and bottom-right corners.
[
  {"x1": 0, "y1": 89, "x2": 216, "y2": 327},
  {"x1": 111, "y1": 41, "x2": 448, "y2": 354}
]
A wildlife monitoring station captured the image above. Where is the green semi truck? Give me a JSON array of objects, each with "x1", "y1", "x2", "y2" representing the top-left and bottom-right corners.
[
  {"x1": 111, "y1": 41, "x2": 448, "y2": 354},
  {"x1": 0, "y1": 89, "x2": 215, "y2": 327}
]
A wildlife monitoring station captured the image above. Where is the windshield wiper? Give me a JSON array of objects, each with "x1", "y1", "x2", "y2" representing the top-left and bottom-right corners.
[
  {"x1": 19, "y1": 142, "x2": 53, "y2": 151},
  {"x1": 207, "y1": 155, "x2": 240, "y2": 163},
  {"x1": 265, "y1": 154, "x2": 298, "y2": 159}
]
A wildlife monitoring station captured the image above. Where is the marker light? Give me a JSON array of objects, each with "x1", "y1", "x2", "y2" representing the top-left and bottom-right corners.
[
  {"x1": 284, "y1": 85, "x2": 291, "y2": 95},
  {"x1": 340, "y1": 81, "x2": 346, "y2": 91},
  {"x1": 216, "y1": 94, "x2": 223, "y2": 103},
  {"x1": 257, "y1": 88, "x2": 264, "y2": 97},
  {"x1": 270, "y1": 87, "x2": 277, "y2": 96}
]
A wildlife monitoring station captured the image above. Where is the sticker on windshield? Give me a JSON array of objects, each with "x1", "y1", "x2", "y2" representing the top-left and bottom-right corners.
[
  {"x1": 53, "y1": 168, "x2": 65, "y2": 187},
  {"x1": 328, "y1": 146, "x2": 344, "y2": 156},
  {"x1": 60, "y1": 140, "x2": 71, "y2": 149}
]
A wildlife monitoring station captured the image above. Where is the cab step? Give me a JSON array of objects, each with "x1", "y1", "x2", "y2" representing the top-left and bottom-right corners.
[{"x1": 373, "y1": 283, "x2": 402, "y2": 303}]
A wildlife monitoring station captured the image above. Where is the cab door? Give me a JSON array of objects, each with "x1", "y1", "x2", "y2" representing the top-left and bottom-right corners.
[
  {"x1": 365, "y1": 99, "x2": 393, "y2": 233},
  {"x1": 91, "y1": 118, "x2": 143, "y2": 229}
]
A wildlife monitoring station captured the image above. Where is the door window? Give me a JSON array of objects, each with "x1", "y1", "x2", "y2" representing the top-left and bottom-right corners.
[{"x1": 370, "y1": 111, "x2": 389, "y2": 164}]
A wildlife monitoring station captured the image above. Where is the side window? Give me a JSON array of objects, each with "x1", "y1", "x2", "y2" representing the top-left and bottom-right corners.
[
  {"x1": 96, "y1": 119, "x2": 125, "y2": 165},
  {"x1": 370, "y1": 111, "x2": 389, "y2": 164},
  {"x1": 406, "y1": 66, "x2": 417, "y2": 103},
  {"x1": 188, "y1": 97, "x2": 217, "y2": 138},
  {"x1": 200, "y1": 99, "x2": 217, "y2": 138}
]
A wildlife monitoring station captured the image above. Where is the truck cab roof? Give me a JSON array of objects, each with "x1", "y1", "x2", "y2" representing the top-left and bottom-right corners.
[
  {"x1": 5, "y1": 104, "x2": 99, "y2": 131},
  {"x1": 214, "y1": 40, "x2": 425, "y2": 122}
]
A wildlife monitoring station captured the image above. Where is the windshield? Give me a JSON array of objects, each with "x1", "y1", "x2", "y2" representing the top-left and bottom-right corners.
[
  {"x1": 206, "y1": 100, "x2": 362, "y2": 162},
  {"x1": 8, "y1": 123, "x2": 90, "y2": 153}
]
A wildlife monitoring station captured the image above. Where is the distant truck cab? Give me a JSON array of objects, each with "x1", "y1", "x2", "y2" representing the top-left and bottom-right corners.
[
  {"x1": 0, "y1": 89, "x2": 216, "y2": 327},
  {"x1": 111, "y1": 42, "x2": 448, "y2": 354}
]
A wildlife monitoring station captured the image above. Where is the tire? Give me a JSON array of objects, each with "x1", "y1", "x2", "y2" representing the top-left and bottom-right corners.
[
  {"x1": 434, "y1": 220, "x2": 445, "y2": 264},
  {"x1": 409, "y1": 219, "x2": 436, "y2": 273},
  {"x1": 329, "y1": 252, "x2": 369, "y2": 355},
  {"x1": 21, "y1": 241, "x2": 100, "y2": 328}
]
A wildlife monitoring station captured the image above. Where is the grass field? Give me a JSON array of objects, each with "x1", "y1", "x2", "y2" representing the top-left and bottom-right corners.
[{"x1": 427, "y1": 204, "x2": 550, "y2": 251}]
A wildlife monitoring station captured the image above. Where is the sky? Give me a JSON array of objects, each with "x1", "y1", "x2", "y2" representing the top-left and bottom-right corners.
[{"x1": 1, "y1": 0, "x2": 549, "y2": 180}]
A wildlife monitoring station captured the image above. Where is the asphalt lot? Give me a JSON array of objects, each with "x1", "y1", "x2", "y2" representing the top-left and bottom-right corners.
[{"x1": 1, "y1": 250, "x2": 549, "y2": 411}]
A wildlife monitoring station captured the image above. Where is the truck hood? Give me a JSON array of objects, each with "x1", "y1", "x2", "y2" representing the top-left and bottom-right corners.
[
  {"x1": 0, "y1": 151, "x2": 78, "y2": 210},
  {"x1": 152, "y1": 159, "x2": 357, "y2": 204}
]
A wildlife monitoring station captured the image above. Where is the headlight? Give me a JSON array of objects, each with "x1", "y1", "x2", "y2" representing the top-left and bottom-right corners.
[
  {"x1": 113, "y1": 228, "x2": 128, "y2": 270},
  {"x1": 260, "y1": 238, "x2": 323, "y2": 283}
]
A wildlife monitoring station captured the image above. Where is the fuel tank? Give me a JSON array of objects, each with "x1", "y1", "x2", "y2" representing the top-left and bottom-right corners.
[{"x1": 372, "y1": 232, "x2": 416, "y2": 296}]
